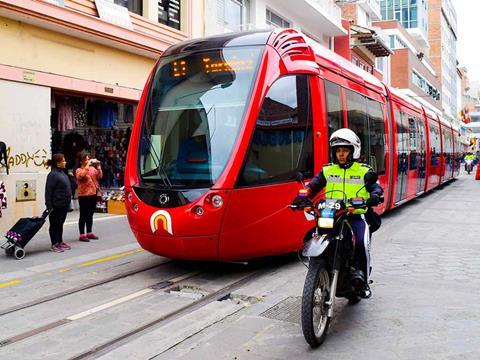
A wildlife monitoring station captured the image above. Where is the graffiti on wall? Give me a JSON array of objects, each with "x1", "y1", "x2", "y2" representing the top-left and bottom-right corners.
[{"x1": 0, "y1": 146, "x2": 49, "y2": 169}]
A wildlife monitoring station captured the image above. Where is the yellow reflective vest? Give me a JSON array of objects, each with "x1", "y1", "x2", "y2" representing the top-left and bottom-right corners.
[{"x1": 323, "y1": 162, "x2": 371, "y2": 215}]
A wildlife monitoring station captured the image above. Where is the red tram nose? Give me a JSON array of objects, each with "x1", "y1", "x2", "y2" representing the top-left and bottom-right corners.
[{"x1": 125, "y1": 187, "x2": 230, "y2": 261}]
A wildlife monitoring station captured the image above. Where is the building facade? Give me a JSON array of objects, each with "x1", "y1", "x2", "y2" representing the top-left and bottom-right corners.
[
  {"x1": 203, "y1": 0, "x2": 346, "y2": 49},
  {"x1": 0, "y1": 0, "x2": 197, "y2": 231},
  {"x1": 374, "y1": 19, "x2": 441, "y2": 113},
  {"x1": 336, "y1": 0, "x2": 392, "y2": 81},
  {"x1": 380, "y1": 0, "x2": 429, "y2": 49},
  {"x1": 427, "y1": 0, "x2": 457, "y2": 122}
]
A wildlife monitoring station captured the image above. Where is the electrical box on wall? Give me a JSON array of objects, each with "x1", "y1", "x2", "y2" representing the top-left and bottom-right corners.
[{"x1": 16, "y1": 180, "x2": 36, "y2": 202}]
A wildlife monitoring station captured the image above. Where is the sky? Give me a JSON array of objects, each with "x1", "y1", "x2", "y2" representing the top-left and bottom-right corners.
[{"x1": 455, "y1": 0, "x2": 479, "y2": 82}]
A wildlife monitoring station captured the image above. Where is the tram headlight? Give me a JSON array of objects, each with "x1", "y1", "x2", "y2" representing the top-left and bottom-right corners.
[
  {"x1": 211, "y1": 195, "x2": 223, "y2": 208},
  {"x1": 127, "y1": 192, "x2": 133, "y2": 203},
  {"x1": 133, "y1": 203, "x2": 139, "y2": 212}
]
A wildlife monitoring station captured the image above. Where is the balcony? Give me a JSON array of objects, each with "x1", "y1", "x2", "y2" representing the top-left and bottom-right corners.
[
  {"x1": 272, "y1": 0, "x2": 346, "y2": 36},
  {"x1": 358, "y1": 0, "x2": 381, "y2": 21}
]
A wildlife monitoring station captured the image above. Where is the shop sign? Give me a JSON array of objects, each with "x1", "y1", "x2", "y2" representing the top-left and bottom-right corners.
[
  {"x1": 158, "y1": 0, "x2": 181, "y2": 30},
  {"x1": 23, "y1": 71, "x2": 35, "y2": 83},
  {"x1": 95, "y1": 0, "x2": 133, "y2": 30}
]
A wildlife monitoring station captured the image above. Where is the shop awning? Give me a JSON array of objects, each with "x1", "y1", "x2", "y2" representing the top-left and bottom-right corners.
[{"x1": 350, "y1": 24, "x2": 393, "y2": 58}]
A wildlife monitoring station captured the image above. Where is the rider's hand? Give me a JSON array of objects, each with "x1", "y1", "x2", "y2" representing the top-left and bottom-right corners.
[
  {"x1": 366, "y1": 195, "x2": 381, "y2": 207},
  {"x1": 291, "y1": 195, "x2": 312, "y2": 208}
]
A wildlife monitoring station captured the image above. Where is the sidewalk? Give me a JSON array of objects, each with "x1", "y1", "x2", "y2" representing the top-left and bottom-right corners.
[{"x1": 1, "y1": 212, "x2": 135, "y2": 278}]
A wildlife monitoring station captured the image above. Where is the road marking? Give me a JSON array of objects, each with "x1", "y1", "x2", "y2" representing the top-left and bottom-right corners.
[
  {"x1": 66, "y1": 288, "x2": 153, "y2": 321},
  {"x1": 78, "y1": 249, "x2": 144, "y2": 268},
  {"x1": 0, "y1": 280, "x2": 22, "y2": 289},
  {"x1": 64, "y1": 214, "x2": 126, "y2": 226},
  {"x1": 59, "y1": 268, "x2": 71, "y2": 273}
]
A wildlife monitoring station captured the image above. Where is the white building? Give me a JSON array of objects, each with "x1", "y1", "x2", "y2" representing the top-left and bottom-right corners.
[{"x1": 202, "y1": 0, "x2": 347, "y2": 49}]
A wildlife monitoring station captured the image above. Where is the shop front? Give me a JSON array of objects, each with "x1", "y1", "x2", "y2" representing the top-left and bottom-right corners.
[{"x1": 50, "y1": 92, "x2": 136, "y2": 215}]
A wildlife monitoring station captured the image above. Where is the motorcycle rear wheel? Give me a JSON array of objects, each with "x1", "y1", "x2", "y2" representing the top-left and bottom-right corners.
[{"x1": 301, "y1": 258, "x2": 331, "y2": 348}]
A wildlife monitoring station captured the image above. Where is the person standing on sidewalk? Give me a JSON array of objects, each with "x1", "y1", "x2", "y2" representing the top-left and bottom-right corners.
[
  {"x1": 75, "y1": 151, "x2": 103, "y2": 242},
  {"x1": 45, "y1": 153, "x2": 72, "y2": 253}
]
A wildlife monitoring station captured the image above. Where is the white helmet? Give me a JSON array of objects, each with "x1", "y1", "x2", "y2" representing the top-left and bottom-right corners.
[{"x1": 329, "y1": 128, "x2": 361, "y2": 160}]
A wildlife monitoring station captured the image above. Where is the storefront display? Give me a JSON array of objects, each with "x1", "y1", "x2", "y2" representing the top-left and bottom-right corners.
[{"x1": 50, "y1": 94, "x2": 135, "y2": 215}]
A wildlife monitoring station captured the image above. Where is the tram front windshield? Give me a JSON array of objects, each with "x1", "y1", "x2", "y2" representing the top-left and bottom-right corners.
[{"x1": 139, "y1": 46, "x2": 263, "y2": 189}]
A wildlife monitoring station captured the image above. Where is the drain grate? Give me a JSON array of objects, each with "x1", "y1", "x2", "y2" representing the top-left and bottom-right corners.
[{"x1": 259, "y1": 296, "x2": 302, "y2": 324}]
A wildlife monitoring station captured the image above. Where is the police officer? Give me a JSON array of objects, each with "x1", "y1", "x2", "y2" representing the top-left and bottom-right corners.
[{"x1": 292, "y1": 128, "x2": 383, "y2": 298}]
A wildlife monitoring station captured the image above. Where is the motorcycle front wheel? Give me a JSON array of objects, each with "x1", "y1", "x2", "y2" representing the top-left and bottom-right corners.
[{"x1": 301, "y1": 257, "x2": 331, "y2": 348}]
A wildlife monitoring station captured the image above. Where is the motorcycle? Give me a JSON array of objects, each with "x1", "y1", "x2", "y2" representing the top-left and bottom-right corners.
[
  {"x1": 465, "y1": 158, "x2": 473, "y2": 174},
  {"x1": 290, "y1": 183, "x2": 371, "y2": 348}
]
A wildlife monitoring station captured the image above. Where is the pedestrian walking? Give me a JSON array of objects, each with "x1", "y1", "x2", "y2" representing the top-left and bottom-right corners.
[
  {"x1": 45, "y1": 153, "x2": 72, "y2": 252},
  {"x1": 75, "y1": 151, "x2": 103, "y2": 242}
]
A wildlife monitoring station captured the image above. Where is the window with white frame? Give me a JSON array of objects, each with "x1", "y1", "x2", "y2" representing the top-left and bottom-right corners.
[
  {"x1": 266, "y1": 8, "x2": 290, "y2": 28},
  {"x1": 217, "y1": 0, "x2": 250, "y2": 31}
]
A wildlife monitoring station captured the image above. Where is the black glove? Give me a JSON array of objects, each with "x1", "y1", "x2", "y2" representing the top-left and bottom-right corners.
[
  {"x1": 366, "y1": 195, "x2": 381, "y2": 207},
  {"x1": 291, "y1": 195, "x2": 312, "y2": 208}
]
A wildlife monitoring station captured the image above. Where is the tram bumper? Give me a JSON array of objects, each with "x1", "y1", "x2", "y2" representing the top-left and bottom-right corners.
[{"x1": 131, "y1": 229, "x2": 219, "y2": 261}]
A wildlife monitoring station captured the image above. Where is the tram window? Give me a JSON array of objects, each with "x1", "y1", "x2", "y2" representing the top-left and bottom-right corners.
[
  {"x1": 238, "y1": 75, "x2": 313, "y2": 186},
  {"x1": 429, "y1": 122, "x2": 440, "y2": 166},
  {"x1": 345, "y1": 89, "x2": 369, "y2": 164},
  {"x1": 324, "y1": 80, "x2": 343, "y2": 150},
  {"x1": 366, "y1": 98, "x2": 386, "y2": 175},
  {"x1": 416, "y1": 117, "x2": 426, "y2": 177},
  {"x1": 408, "y1": 116, "x2": 418, "y2": 170},
  {"x1": 395, "y1": 110, "x2": 408, "y2": 174}
]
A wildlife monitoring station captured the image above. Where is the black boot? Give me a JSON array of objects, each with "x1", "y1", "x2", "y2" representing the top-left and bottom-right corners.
[{"x1": 350, "y1": 268, "x2": 365, "y2": 290}]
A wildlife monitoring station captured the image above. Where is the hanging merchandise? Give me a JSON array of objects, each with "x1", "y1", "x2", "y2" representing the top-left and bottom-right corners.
[
  {"x1": 51, "y1": 94, "x2": 136, "y2": 190},
  {"x1": 0, "y1": 180, "x2": 7, "y2": 218},
  {"x1": 56, "y1": 97, "x2": 75, "y2": 131},
  {"x1": 0, "y1": 141, "x2": 9, "y2": 174}
]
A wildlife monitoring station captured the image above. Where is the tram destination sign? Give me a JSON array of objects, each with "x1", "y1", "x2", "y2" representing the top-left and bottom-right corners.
[{"x1": 158, "y1": 0, "x2": 181, "y2": 30}]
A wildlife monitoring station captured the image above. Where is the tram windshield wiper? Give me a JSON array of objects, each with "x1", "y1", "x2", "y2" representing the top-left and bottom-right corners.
[
  {"x1": 141, "y1": 135, "x2": 173, "y2": 189},
  {"x1": 142, "y1": 105, "x2": 174, "y2": 189}
]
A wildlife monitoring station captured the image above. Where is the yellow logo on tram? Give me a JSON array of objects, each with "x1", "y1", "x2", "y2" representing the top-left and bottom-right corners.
[{"x1": 150, "y1": 210, "x2": 173, "y2": 235}]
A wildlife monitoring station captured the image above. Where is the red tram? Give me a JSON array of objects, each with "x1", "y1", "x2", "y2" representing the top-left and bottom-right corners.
[{"x1": 124, "y1": 29, "x2": 461, "y2": 261}]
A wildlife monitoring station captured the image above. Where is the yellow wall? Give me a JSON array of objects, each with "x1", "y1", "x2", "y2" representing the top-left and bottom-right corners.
[{"x1": 0, "y1": 17, "x2": 156, "y2": 90}]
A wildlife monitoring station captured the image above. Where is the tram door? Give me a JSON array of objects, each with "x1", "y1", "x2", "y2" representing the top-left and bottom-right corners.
[
  {"x1": 221, "y1": 75, "x2": 315, "y2": 258},
  {"x1": 394, "y1": 110, "x2": 409, "y2": 204},
  {"x1": 416, "y1": 117, "x2": 427, "y2": 194}
]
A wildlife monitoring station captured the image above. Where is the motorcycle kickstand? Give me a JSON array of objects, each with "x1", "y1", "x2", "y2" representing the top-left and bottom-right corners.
[{"x1": 325, "y1": 269, "x2": 340, "y2": 318}]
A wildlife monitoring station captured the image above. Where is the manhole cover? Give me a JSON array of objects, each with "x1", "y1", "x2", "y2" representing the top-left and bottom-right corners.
[{"x1": 259, "y1": 296, "x2": 302, "y2": 324}]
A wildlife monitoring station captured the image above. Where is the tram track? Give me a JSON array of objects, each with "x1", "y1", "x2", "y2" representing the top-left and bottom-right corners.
[
  {"x1": 68, "y1": 270, "x2": 264, "y2": 360},
  {"x1": 0, "y1": 259, "x2": 172, "y2": 317},
  {"x1": 0, "y1": 266, "x2": 265, "y2": 358},
  {"x1": 0, "y1": 267, "x2": 201, "y2": 348}
]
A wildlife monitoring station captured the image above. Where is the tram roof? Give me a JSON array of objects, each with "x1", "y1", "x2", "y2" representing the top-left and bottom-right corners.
[
  {"x1": 304, "y1": 37, "x2": 386, "y2": 96},
  {"x1": 162, "y1": 31, "x2": 272, "y2": 57}
]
